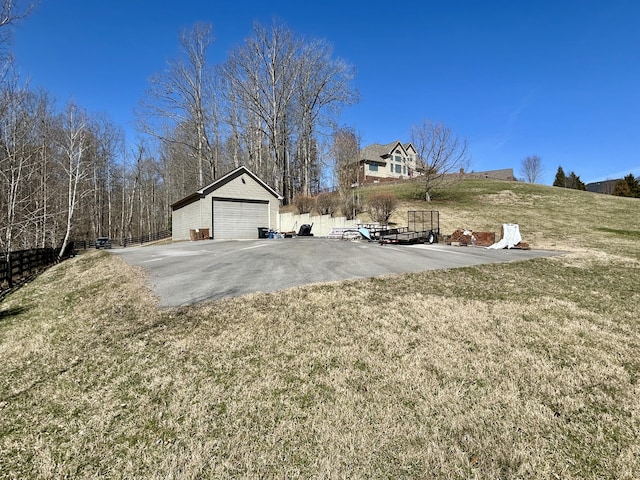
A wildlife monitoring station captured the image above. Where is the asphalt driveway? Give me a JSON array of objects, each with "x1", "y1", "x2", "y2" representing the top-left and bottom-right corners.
[{"x1": 113, "y1": 238, "x2": 563, "y2": 307}]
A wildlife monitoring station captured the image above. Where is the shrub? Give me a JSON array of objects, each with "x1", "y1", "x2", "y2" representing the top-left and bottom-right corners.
[
  {"x1": 339, "y1": 194, "x2": 362, "y2": 220},
  {"x1": 293, "y1": 195, "x2": 315, "y2": 214},
  {"x1": 366, "y1": 192, "x2": 398, "y2": 224},
  {"x1": 315, "y1": 192, "x2": 337, "y2": 215}
]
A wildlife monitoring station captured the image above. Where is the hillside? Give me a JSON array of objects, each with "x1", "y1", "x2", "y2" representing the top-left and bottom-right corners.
[
  {"x1": 1, "y1": 179, "x2": 639, "y2": 479},
  {"x1": 366, "y1": 178, "x2": 639, "y2": 255}
]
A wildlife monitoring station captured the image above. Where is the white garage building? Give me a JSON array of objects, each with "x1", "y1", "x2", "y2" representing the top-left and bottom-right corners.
[{"x1": 171, "y1": 166, "x2": 283, "y2": 241}]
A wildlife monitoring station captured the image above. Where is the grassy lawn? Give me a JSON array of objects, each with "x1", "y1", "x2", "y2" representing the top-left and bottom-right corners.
[{"x1": 1, "y1": 179, "x2": 639, "y2": 479}]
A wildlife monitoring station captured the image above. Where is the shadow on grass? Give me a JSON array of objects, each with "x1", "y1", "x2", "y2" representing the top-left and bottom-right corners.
[{"x1": 0, "y1": 305, "x2": 28, "y2": 321}]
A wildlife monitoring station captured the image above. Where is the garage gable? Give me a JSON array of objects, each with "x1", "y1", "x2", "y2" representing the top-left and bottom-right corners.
[{"x1": 200, "y1": 166, "x2": 281, "y2": 201}]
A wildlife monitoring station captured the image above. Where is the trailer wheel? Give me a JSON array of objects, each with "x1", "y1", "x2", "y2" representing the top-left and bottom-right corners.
[{"x1": 427, "y1": 232, "x2": 435, "y2": 244}]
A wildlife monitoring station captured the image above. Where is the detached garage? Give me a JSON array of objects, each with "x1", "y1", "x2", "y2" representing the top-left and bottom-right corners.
[{"x1": 171, "y1": 166, "x2": 283, "y2": 241}]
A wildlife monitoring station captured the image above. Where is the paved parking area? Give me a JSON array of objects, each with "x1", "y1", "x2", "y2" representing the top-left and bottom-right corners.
[{"x1": 113, "y1": 238, "x2": 563, "y2": 307}]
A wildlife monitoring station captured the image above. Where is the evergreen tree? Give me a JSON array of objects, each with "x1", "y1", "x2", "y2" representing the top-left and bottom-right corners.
[
  {"x1": 566, "y1": 171, "x2": 586, "y2": 190},
  {"x1": 613, "y1": 179, "x2": 632, "y2": 197},
  {"x1": 623, "y1": 173, "x2": 640, "y2": 197},
  {"x1": 553, "y1": 166, "x2": 566, "y2": 187}
]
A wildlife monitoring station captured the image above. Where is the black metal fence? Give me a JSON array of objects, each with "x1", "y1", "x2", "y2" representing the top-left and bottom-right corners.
[
  {"x1": 0, "y1": 242, "x2": 75, "y2": 291},
  {"x1": 73, "y1": 230, "x2": 172, "y2": 250},
  {"x1": 0, "y1": 229, "x2": 170, "y2": 298}
]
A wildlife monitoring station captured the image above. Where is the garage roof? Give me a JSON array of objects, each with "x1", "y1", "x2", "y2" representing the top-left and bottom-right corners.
[{"x1": 171, "y1": 166, "x2": 283, "y2": 211}]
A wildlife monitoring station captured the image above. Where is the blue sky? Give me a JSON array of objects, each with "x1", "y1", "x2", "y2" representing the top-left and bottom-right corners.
[{"x1": 12, "y1": 0, "x2": 640, "y2": 185}]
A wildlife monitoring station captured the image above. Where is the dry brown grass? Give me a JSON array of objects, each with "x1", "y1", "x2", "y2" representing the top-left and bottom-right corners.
[{"x1": 1, "y1": 179, "x2": 639, "y2": 479}]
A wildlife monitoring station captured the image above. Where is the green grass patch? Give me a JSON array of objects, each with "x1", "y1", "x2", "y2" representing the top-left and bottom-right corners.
[{"x1": 597, "y1": 227, "x2": 640, "y2": 238}]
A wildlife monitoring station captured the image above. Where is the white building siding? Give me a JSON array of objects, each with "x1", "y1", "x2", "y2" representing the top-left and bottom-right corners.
[
  {"x1": 171, "y1": 167, "x2": 281, "y2": 241},
  {"x1": 172, "y1": 199, "x2": 204, "y2": 241}
]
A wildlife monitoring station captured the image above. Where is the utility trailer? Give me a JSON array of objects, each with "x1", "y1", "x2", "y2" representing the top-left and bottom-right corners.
[{"x1": 377, "y1": 210, "x2": 440, "y2": 245}]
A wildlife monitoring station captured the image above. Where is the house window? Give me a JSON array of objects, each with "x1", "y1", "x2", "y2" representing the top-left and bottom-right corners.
[
  {"x1": 403, "y1": 166, "x2": 406, "y2": 174},
  {"x1": 395, "y1": 154, "x2": 402, "y2": 163},
  {"x1": 369, "y1": 164, "x2": 378, "y2": 172},
  {"x1": 389, "y1": 163, "x2": 393, "y2": 172},
  {"x1": 395, "y1": 164, "x2": 402, "y2": 174}
]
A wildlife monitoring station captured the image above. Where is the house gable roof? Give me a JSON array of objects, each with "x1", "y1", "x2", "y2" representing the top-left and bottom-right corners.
[
  {"x1": 359, "y1": 140, "x2": 416, "y2": 164},
  {"x1": 171, "y1": 166, "x2": 283, "y2": 211}
]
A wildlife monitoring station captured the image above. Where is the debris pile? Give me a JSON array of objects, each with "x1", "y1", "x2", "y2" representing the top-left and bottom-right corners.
[
  {"x1": 449, "y1": 224, "x2": 531, "y2": 249},
  {"x1": 448, "y1": 229, "x2": 496, "y2": 247}
]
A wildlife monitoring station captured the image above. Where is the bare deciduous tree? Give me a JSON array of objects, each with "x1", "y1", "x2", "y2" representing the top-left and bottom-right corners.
[
  {"x1": 0, "y1": 65, "x2": 35, "y2": 256},
  {"x1": 520, "y1": 155, "x2": 543, "y2": 183},
  {"x1": 87, "y1": 114, "x2": 123, "y2": 239},
  {"x1": 331, "y1": 126, "x2": 359, "y2": 189},
  {"x1": 294, "y1": 39, "x2": 358, "y2": 195},
  {"x1": 139, "y1": 23, "x2": 217, "y2": 187},
  {"x1": 0, "y1": 0, "x2": 34, "y2": 63},
  {"x1": 410, "y1": 119, "x2": 470, "y2": 202},
  {"x1": 0, "y1": 0, "x2": 33, "y2": 28},
  {"x1": 220, "y1": 20, "x2": 358, "y2": 203},
  {"x1": 56, "y1": 103, "x2": 90, "y2": 259},
  {"x1": 221, "y1": 20, "x2": 301, "y2": 202},
  {"x1": 330, "y1": 126, "x2": 361, "y2": 218}
]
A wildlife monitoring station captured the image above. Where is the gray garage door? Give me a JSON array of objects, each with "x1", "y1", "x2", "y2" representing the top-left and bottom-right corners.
[{"x1": 212, "y1": 198, "x2": 269, "y2": 239}]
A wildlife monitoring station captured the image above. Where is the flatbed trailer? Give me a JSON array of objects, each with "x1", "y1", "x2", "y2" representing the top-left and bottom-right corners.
[{"x1": 377, "y1": 210, "x2": 440, "y2": 245}]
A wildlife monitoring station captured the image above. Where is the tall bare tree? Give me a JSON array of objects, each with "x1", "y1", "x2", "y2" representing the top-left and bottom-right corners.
[
  {"x1": 410, "y1": 119, "x2": 471, "y2": 202},
  {"x1": 220, "y1": 20, "x2": 358, "y2": 203},
  {"x1": 139, "y1": 22, "x2": 217, "y2": 187},
  {"x1": 221, "y1": 20, "x2": 301, "y2": 202},
  {"x1": 86, "y1": 114, "x2": 123, "y2": 238},
  {"x1": 520, "y1": 155, "x2": 543, "y2": 183},
  {"x1": 294, "y1": 39, "x2": 358, "y2": 195},
  {"x1": 33, "y1": 90, "x2": 55, "y2": 248},
  {"x1": 0, "y1": 65, "x2": 35, "y2": 256},
  {"x1": 330, "y1": 126, "x2": 361, "y2": 218},
  {"x1": 56, "y1": 103, "x2": 90, "y2": 259}
]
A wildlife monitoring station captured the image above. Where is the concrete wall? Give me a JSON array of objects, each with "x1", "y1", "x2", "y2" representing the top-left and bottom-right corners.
[{"x1": 279, "y1": 212, "x2": 363, "y2": 237}]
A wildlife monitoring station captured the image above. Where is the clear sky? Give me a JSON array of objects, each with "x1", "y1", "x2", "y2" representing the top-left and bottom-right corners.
[{"x1": 11, "y1": 0, "x2": 640, "y2": 185}]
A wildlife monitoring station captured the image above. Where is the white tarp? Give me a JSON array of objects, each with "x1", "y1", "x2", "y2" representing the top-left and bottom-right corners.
[{"x1": 487, "y1": 223, "x2": 522, "y2": 249}]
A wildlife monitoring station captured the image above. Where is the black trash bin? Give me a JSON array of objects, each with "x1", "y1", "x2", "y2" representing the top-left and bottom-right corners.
[
  {"x1": 298, "y1": 224, "x2": 313, "y2": 236},
  {"x1": 258, "y1": 227, "x2": 269, "y2": 239}
]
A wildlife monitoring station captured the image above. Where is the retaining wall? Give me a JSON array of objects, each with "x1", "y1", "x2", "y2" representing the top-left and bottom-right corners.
[{"x1": 279, "y1": 212, "x2": 363, "y2": 237}]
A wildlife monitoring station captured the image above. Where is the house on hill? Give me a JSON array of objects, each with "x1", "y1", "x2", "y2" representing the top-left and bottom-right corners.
[
  {"x1": 352, "y1": 141, "x2": 515, "y2": 184},
  {"x1": 353, "y1": 141, "x2": 420, "y2": 184}
]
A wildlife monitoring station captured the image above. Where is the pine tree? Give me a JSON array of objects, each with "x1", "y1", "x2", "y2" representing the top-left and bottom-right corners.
[
  {"x1": 623, "y1": 173, "x2": 640, "y2": 197},
  {"x1": 553, "y1": 166, "x2": 566, "y2": 187},
  {"x1": 566, "y1": 171, "x2": 586, "y2": 190}
]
